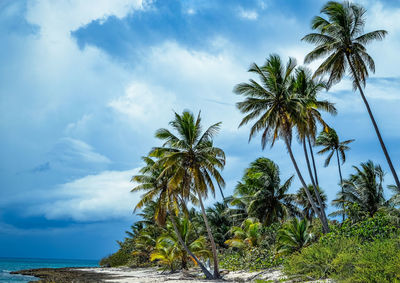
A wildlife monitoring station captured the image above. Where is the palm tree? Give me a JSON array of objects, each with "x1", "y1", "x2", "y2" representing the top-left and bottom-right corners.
[
  {"x1": 159, "y1": 217, "x2": 211, "y2": 270},
  {"x1": 231, "y1": 158, "x2": 297, "y2": 225},
  {"x1": 150, "y1": 237, "x2": 178, "y2": 272},
  {"x1": 131, "y1": 156, "x2": 214, "y2": 279},
  {"x1": 206, "y1": 202, "x2": 232, "y2": 247},
  {"x1": 294, "y1": 67, "x2": 336, "y2": 227},
  {"x1": 332, "y1": 160, "x2": 386, "y2": 218},
  {"x1": 302, "y1": 1, "x2": 399, "y2": 189},
  {"x1": 234, "y1": 54, "x2": 329, "y2": 233},
  {"x1": 151, "y1": 110, "x2": 225, "y2": 278},
  {"x1": 388, "y1": 185, "x2": 400, "y2": 208},
  {"x1": 295, "y1": 185, "x2": 327, "y2": 223},
  {"x1": 277, "y1": 218, "x2": 312, "y2": 255},
  {"x1": 224, "y1": 218, "x2": 262, "y2": 249},
  {"x1": 316, "y1": 128, "x2": 354, "y2": 221}
]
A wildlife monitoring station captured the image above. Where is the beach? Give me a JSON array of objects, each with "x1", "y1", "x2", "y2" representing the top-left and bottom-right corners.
[
  {"x1": 12, "y1": 266, "x2": 286, "y2": 282},
  {"x1": 12, "y1": 266, "x2": 336, "y2": 282}
]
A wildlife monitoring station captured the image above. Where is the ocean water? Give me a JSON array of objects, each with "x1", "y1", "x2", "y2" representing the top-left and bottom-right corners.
[{"x1": 0, "y1": 257, "x2": 99, "y2": 283}]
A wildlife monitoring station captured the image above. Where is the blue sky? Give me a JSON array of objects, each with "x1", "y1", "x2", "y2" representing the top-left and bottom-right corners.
[{"x1": 1, "y1": 0, "x2": 399, "y2": 260}]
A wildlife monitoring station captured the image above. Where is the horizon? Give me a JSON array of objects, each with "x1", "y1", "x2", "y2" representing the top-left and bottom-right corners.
[{"x1": 1, "y1": 0, "x2": 399, "y2": 260}]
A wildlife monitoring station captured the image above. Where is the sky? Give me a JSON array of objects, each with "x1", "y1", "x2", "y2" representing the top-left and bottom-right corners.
[{"x1": 0, "y1": 0, "x2": 399, "y2": 260}]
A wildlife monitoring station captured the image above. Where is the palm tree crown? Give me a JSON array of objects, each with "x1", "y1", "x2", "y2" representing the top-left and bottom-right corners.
[
  {"x1": 316, "y1": 128, "x2": 354, "y2": 167},
  {"x1": 231, "y1": 158, "x2": 296, "y2": 225},
  {"x1": 302, "y1": 1, "x2": 387, "y2": 88},
  {"x1": 235, "y1": 54, "x2": 299, "y2": 148},
  {"x1": 333, "y1": 160, "x2": 386, "y2": 217}
]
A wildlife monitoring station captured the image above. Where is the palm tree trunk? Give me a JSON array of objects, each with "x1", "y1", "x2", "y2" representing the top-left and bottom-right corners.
[
  {"x1": 284, "y1": 137, "x2": 329, "y2": 233},
  {"x1": 346, "y1": 54, "x2": 400, "y2": 189},
  {"x1": 217, "y1": 182, "x2": 227, "y2": 206},
  {"x1": 181, "y1": 252, "x2": 188, "y2": 270},
  {"x1": 302, "y1": 138, "x2": 330, "y2": 232},
  {"x1": 336, "y1": 149, "x2": 345, "y2": 223},
  {"x1": 169, "y1": 212, "x2": 213, "y2": 279},
  {"x1": 197, "y1": 191, "x2": 220, "y2": 279},
  {"x1": 307, "y1": 135, "x2": 319, "y2": 187}
]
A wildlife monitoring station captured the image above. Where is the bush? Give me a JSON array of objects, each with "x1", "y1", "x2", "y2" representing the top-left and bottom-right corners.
[
  {"x1": 283, "y1": 236, "x2": 358, "y2": 280},
  {"x1": 220, "y1": 247, "x2": 283, "y2": 271},
  {"x1": 99, "y1": 249, "x2": 131, "y2": 267},
  {"x1": 284, "y1": 236, "x2": 400, "y2": 282},
  {"x1": 323, "y1": 212, "x2": 398, "y2": 243},
  {"x1": 332, "y1": 237, "x2": 400, "y2": 283}
]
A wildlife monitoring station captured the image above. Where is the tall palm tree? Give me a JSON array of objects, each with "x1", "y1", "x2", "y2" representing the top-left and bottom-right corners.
[
  {"x1": 131, "y1": 156, "x2": 214, "y2": 279},
  {"x1": 234, "y1": 54, "x2": 330, "y2": 233},
  {"x1": 151, "y1": 111, "x2": 225, "y2": 279},
  {"x1": 332, "y1": 160, "x2": 386, "y2": 218},
  {"x1": 302, "y1": 1, "x2": 399, "y2": 189},
  {"x1": 231, "y1": 157, "x2": 297, "y2": 225},
  {"x1": 295, "y1": 185, "x2": 327, "y2": 223},
  {"x1": 316, "y1": 128, "x2": 354, "y2": 221},
  {"x1": 294, "y1": 67, "x2": 336, "y2": 227}
]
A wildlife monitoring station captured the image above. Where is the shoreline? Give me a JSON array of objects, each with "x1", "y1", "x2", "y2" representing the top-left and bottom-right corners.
[{"x1": 11, "y1": 267, "x2": 114, "y2": 283}]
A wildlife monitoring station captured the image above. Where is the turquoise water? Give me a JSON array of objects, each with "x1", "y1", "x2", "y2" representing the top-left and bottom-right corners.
[{"x1": 0, "y1": 257, "x2": 99, "y2": 282}]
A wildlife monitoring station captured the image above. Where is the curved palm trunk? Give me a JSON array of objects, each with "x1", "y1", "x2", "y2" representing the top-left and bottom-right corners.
[
  {"x1": 346, "y1": 54, "x2": 400, "y2": 189},
  {"x1": 284, "y1": 137, "x2": 329, "y2": 233},
  {"x1": 169, "y1": 212, "x2": 213, "y2": 279},
  {"x1": 197, "y1": 191, "x2": 220, "y2": 279},
  {"x1": 307, "y1": 135, "x2": 319, "y2": 187},
  {"x1": 336, "y1": 149, "x2": 345, "y2": 223},
  {"x1": 302, "y1": 138, "x2": 330, "y2": 232}
]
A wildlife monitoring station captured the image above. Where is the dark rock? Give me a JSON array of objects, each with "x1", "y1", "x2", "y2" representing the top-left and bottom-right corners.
[{"x1": 11, "y1": 267, "x2": 114, "y2": 283}]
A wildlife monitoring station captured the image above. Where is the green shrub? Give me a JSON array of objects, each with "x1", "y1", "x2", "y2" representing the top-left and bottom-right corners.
[
  {"x1": 323, "y1": 212, "x2": 398, "y2": 243},
  {"x1": 220, "y1": 247, "x2": 283, "y2": 271},
  {"x1": 332, "y1": 237, "x2": 400, "y2": 283},
  {"x1": 283, "y1": 236, "x2": 358, "y2": 280},
  {"x1": 99, "y1": 249, "x2": 132, "y2": 267},
  {"x1": 284, "y1": 235, "x2": 400, "y2": 282}
]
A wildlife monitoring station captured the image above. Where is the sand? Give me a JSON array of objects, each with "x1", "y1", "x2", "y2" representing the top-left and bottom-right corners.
[{"x1": 77, "y1": 267, "x2": 286, "y2": 282}]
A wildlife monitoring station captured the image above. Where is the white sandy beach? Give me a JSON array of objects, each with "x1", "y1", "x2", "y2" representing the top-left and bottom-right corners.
[{"x1": 78, "y1": 267, "x2": 286, "y2": 283}]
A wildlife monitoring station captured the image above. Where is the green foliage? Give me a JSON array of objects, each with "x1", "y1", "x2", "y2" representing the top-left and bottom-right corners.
[
  {"x1": 99, "y1": 249, "x2": 132, "y2": 267},
  {"x1": 150, "y1": 237, "x2": 179, "y2": 272},
  {"x1": 277, "y1": 218, "x2": 312, "y2": 255},
  {"x1": 285, "y1": 236, "x2": 357, "y2": 280},
  {"x1": 225, "y1": 218, "x2": 262, "y2": 249},
  {"x1": 323, "y1": 212, "x2": 398, "y2": 243},
  {"x1": 206, "y1": 202, "x2": 232, "y2": 248},
  {"x1": 332, "y1": 161, "x2": 386, "y2": 218},
  {"x1": 230, "y1": 158, "x2": 296, "y2": 225},
  {"x1": 332, "y1": 237, "x2": 400, "y2": 283},
  {"x1": 219, "y1": 247, "x2": 283, "y2": 272},
  {"x1": 284, "y1": 222, "x2": 400, "y2": 282}
]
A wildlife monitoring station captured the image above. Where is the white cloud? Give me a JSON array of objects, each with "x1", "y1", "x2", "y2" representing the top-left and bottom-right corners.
[
  {"x1": 238, "y1": 8, "x2": 258, "y2": 20},
  {"x1": 52, "y1": 138, "x2": 111, "y2": 165},
  {"x1": 29, "y1": 169, "x2": 139, "y2": 222},
  {"x1": 108, "y1": 82, "x2": 176, "y2": 124},
  {"x1": 134, "y1": 41, "x2": 247, "y2": 132},
  {"x1": 26, "y1": 0, "x2": 144, "y2": 38}
]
